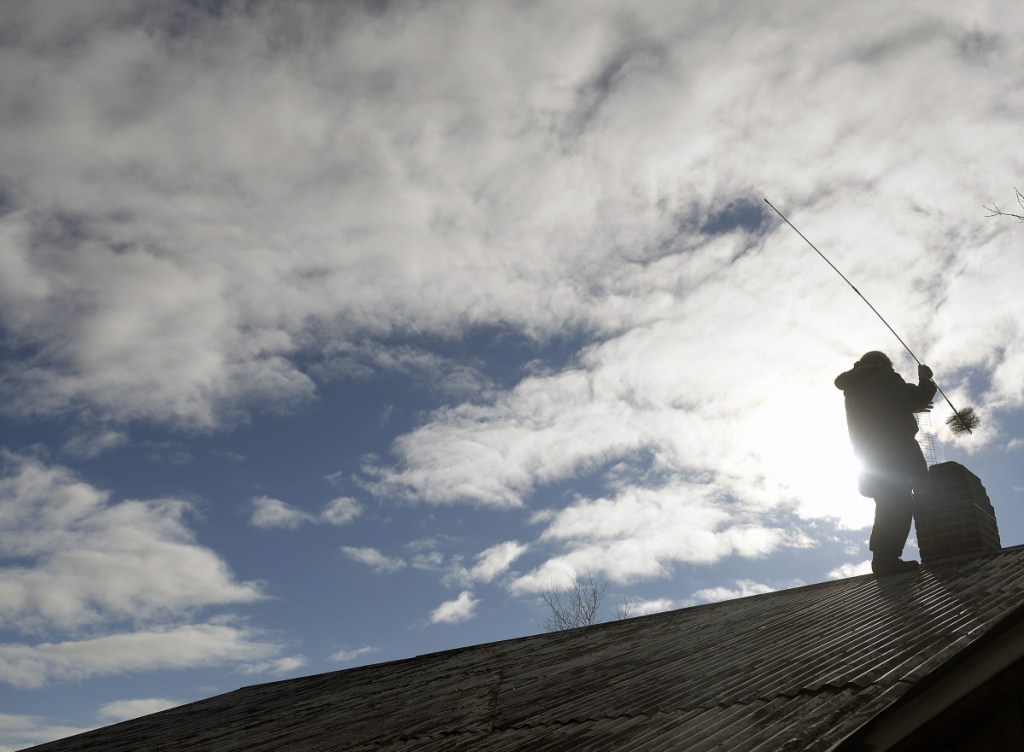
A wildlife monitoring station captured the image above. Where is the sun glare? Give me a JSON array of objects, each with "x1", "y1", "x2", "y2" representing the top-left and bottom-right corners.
[{"x1": 746, "y1": 387, "x2": 873, "y2": 530}]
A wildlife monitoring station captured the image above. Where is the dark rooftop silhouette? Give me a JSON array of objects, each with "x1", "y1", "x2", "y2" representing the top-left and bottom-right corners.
[{"x1": 25, "y1": 462, "x2": 1023, "y2": 751}]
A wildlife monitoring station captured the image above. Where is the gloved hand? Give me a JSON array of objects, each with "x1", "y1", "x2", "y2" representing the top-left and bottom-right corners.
[{"x1": 918, "y1": 364, "x2": 933, "y2": 381}]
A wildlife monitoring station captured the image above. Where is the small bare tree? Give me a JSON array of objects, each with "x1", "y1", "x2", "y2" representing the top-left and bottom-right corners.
[
  {"x1": 541, "y1": 571, "x2": 606, "y2": 631},
  {"x1": 541, "y1": 572, "x2": 636, "y2": 631},
  {"x1": 984, "y1": 188, "x2": 1024, "y2": 222},
  {"x1": 615, "y1": 598, "x2": 634, "y2": 620}
]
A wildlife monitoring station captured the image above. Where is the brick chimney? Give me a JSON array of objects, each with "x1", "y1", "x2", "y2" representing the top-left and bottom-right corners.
[{"x1": 915, "y1": 462, "x2": 1001, "y2": 563}]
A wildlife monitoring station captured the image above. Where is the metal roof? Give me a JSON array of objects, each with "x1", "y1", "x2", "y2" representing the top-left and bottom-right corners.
[{"x1": 25, "y1": 546, "x2": 1024, "y2": 751}]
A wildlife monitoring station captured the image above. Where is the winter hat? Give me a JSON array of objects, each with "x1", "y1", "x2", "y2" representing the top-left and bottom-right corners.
[{"x1": 855, "y1": 351, "x2": 892, "y2": 368}]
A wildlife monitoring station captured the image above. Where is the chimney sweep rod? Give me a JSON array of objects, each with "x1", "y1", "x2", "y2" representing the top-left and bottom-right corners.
[{"x1": 763, "y1": 197, "x2": 978, "y2": 435}]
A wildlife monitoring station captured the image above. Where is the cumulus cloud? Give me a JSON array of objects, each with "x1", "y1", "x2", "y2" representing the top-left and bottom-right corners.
[
  {"x1": 340, "y1": 546, "x2": 406, "y2": 573},
  {"x1": 237, "y1": 655, "x2": 308, "y2": 677},
  {"x1": 690, "y1": 580, "x2": 783, "y2": 604},
  {"x1": 250, "y1": 495, "x2": 362, "y2": 529},
  {"x1": 97, "y1": 698, "x2": 182, "y2": 723},
  {"x1": 412, "y1": 550, "x2": 446, "y2": 570},
  {"x1": 627, "y1": 598, "x2": 679, "y2": 617},
  {"x1": 0, "y1": 5, "x2": 1020, "y2": 591},
  {"x1": 363, "y1": 300, "x2": 879, "y2": 531},
  {"x1": 828, "y1": 560, "x2": 873, "y2": 579},
  {"x1": 249, "y1": 496, "x2": 316, "y2": 529},
  {"x1": 470, "y1": 541, "x2": 528, "y2": 582},
  {"x1": 321, "y1": 497, "x2": 362, "y2": 526},
  {"x1": 60, "y1": 429, "x2": 129, "y2": 459},
  {"x1": 510, "y1": 483, "x2": 786, "y2": 593},
  {"x1": 0, "y1": 623, "x2": 280, "y2": 689},
  {"x1": 429, "y1": 591, "x2": 479, "y2": 625},
  {"x1": 315, "y1": 344, "x2": 493, "y2": 402},
  {"x1": 330, "y1": 646, "x2": 379, "y2": 663},
  {"x1": 1, "y1": 1, "x2": 1018, "y2": 436},
  {"x1": 0, "y1": 454, "x2": 286, "y2": 690},
  {"x1": 447, "y1": 541, "x2": 528, "y2": 586},
  {"x1": 0, "y1": 454, "x2": 264, "y2": 632},
  {"x1": 0, "y1": 714, "x2": 92, "y2": 752}
]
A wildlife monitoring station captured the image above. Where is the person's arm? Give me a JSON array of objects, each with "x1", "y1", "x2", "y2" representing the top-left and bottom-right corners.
[
  {"x1": 892, "y1": 366, "x2": 936, "y2": 410},
  {"x1": 912, "y1": 364, "x2": 937, "y2": 406}
]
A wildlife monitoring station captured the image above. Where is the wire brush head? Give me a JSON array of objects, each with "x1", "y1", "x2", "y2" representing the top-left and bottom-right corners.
[{"x1": 946, "y1": 406, "x2": 981, "y2": 436}]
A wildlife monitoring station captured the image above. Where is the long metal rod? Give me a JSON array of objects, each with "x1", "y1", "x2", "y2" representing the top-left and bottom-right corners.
[{"x1": 763, "y1": 197, "x2": 962, "y2": 418}]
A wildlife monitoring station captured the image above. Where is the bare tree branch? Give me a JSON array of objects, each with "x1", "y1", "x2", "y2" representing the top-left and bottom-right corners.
[
  {"x1": 615, "y1": 597, "x2": 634, "y2": 621},
  {"x1": 984, "y1": 187, "x2": 1024, "y2": 222},
  {"x1": 541, "y1": 571, "x2": 606, "y2": 631}
]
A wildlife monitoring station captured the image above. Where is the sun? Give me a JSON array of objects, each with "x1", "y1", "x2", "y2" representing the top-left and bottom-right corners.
[{"x1": 746, "y1": 386, "x2": 873, "y2": 530}]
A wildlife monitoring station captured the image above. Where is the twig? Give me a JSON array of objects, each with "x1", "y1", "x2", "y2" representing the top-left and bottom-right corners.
[{"x1": 983, "y1": 187, "x2": 1024, "y2": 222}]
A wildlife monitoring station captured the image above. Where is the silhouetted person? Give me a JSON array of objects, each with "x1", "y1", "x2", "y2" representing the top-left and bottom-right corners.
[{"x1": 835, "y1": 351, "x2": 936, "y2": 575}]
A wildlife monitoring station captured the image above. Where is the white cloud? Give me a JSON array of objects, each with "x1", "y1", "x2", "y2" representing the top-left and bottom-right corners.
[
  {"x1": 447, "y1": 541, "x2": 528, "y2": 586},
  {"x1": 0, "y1": 5, "x2": 1019, "y2": 571},
  {"x1": 510, "y1": 484, "x2": 786, "y2": 593},
  {"x1": 828, "y1": 560, "x2": 873, "y2": 579},
  {"x1": 0, "y1": 455, "x2": 285, "y2": 690},
  {"x1": 470, "y1": 541, "x2": 528, "y2": 582},
  {"x1": 340, "y1": 546, "x2": 406, "y2": 574},
  {"x1": 528, "y1": 509, "x2": 558, "y2": 525},
  {"x1": 0, "y1": 623, "x2": 280, "y2": 689},
  {"x1": 0, "y1": 713, "x2": 93, "y2": 752},
  {"x1": 61, "y1": 429, "x2": 129, "y2": 459},
  {"x1": 406, "y1": 538, "x2": 447, "y2": 570},
  {"x1": 321, "y1": 496, "x2": 362, "y2": 526},
  {"x1": 412, "y1": 551, "x2": 445, "y2": 570},
  {"x1": 250, "y1": 495, "x2": 362, "y2": 529},
  {"x1": 237, "y1": 655, "x2": 308, "y2": 676},
  {"x1": 1, "y1": 1, "x2": 1018, "y2": 437},
  {"x1": 249, "y1": 496, "x2": 316, "y2": 529},
  {"x1": 97, "y1": 698, "x2": 182, "y2": 723},
  {"x1": 626, "y1": 598, "x2": 678, "y2": 617},
  {"x1": 429, "y1": 591, "x2": 479, "y2": 625},
  {"x1": 361, "y1": 312, "x2": 881, "y2": 533},
  {"x1": 0, "y1": 454, "x2": 264, "y2": 632},
  {"x1": 330, "y1": 646, "x2": 379, "y2": 663},
  {"x1": 690, "y1": 580, "x2": 781, "y2": 604},
  {"x1": 316, "y1": 344, "x2": 493, "y2": 401}
]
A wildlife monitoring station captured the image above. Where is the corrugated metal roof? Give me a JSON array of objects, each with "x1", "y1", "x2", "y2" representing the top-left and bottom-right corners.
[{"x1": 25, "y1": 546, "x2": 1024, "y2": 751}]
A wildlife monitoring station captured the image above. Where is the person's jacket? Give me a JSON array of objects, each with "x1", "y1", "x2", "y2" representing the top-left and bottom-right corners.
[{"x1": 834, "y1": 363, "x2": 936, "y2": 458}]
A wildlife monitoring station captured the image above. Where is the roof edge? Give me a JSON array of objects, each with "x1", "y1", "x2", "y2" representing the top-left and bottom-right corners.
[{"x1": 829, "y1": 593, "x2": 1024, "y2": 750}]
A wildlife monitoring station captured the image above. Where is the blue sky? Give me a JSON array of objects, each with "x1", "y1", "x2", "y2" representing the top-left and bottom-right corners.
[{"x1": 2, "y1": 1, "x2": 1023, "y2": 748}]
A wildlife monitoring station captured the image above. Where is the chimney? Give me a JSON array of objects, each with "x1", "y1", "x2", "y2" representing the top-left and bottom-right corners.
[{"x1": 915, "y1": 462, "x2": 1001, "y2": 564}]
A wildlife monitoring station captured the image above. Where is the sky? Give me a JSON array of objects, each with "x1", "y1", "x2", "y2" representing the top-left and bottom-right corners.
[{"x1": 1, "y1": 0, "x2": 1023, "y2": 748}]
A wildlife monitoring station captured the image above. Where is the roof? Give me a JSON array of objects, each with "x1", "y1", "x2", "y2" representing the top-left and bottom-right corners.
[{"x1": 27, "y1": 546, "x2": 1024, "y2": 751}]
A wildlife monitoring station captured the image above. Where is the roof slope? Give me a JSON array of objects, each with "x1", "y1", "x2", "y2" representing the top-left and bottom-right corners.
[{"x1": 27, "y1": 547, "x2": 1024, "y2": 751}]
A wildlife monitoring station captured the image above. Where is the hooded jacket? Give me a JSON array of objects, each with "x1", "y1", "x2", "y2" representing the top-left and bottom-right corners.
[{"x1": 834, "y1": 363, "x2": 936, "y2": 467}]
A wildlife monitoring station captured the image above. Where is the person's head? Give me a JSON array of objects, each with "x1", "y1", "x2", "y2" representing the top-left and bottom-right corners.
[{"x1": 855, "y1": 351, "x2": 892, "y2": 369}]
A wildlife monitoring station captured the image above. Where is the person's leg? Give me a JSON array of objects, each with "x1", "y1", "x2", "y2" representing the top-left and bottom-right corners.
[
  {"x1": 907, "y1": 446, "x2": 930, "y2": 500},
  {"x1": 870, "y1": 477, "x2": 917, "y2": 575},
  {"x1": 870, "y1": 493, "x2": 913, "y2": 554}
]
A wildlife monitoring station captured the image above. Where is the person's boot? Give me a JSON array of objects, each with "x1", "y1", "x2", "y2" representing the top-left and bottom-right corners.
[{"x1": 871, "y1": 556, "x2": 920, "y2": 576}]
